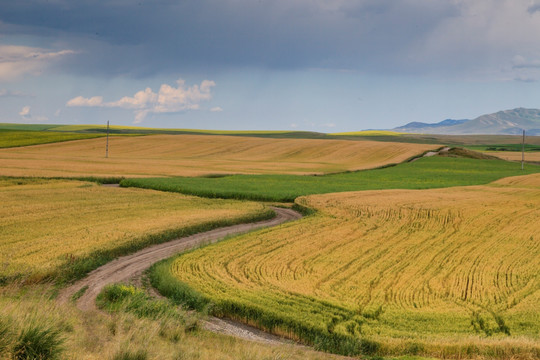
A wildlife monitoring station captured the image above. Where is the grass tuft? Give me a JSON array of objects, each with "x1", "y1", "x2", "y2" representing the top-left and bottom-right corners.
[
  {"x1": 97, "y1": 283, "x2": 199, "y2": 328},
  {"x1": 111, "y1": 349, "x2": 148, "y2": 360},
  {"x1": 13, "y1": 322, "x2": 64, "y2": 360},
  {"x1": 0, "y1": 317, "x2": 13, "y2": 355}
]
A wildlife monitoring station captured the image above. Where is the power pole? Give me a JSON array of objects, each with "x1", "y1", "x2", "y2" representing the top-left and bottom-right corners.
[
  {"x1": 521, "y1": 129, "x2": 525, "y2": 170},
  {"x1": 106, "y1": 120, "x2": 109, "y2": 158}
]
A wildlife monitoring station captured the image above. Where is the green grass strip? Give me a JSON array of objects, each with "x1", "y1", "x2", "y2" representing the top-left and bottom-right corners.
[
  {"x1": 0, "y1": 130, "x2": 105, "y2": 148},
  {"x1": 121, "y1": 157, "x2": 540, "y2": 202},
  {"x1": 465, "y1": 144, "x2": 540, "y2": 152}
]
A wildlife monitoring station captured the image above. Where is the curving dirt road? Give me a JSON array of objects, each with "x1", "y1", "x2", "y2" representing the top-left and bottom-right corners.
[{"x1": 57, "y1": 207, "x2": 302, "y2": 344}]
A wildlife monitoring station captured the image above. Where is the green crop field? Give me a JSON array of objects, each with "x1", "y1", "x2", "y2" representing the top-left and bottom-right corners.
[
  {"x1": 0, "y1": 123, "x2": 60, "y2": 131},
  {"x1": 0, "y1": 122, "x2": 323, "y2": 138},
  {"x1": 0, "y1": 129, "x2": 106, "y2": 148},
  {"x1": 121, "y1": 156, "x2": 540, "y2": 202},
  {"x1": 465, "y1": 144, "x2": 540, "y2": 152}
]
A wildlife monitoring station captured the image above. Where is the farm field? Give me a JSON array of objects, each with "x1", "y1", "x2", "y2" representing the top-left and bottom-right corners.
[
  {"x1": 485, "y1": 151, "x2": 540, "y2": 163},
  {"x1": 0, "y1": 134, "x2": 437, "y2": 177},
  {"x1": 0, "y1": 129, "x2": 105, "y2": 148},
  {"x1": 122, "y1": 156, "x2": 540, "y2": 201},
  {"x1": 0, "y1": 122, "x2": 301, "y2": 136},
  {"x1": 0, "y1": 176, "x2": 345, "y2": 360},
  {"x1": 0, "y1": 178, "x2": 271, "y2": 283},
  {"x1": 2, "y1": 127, "x2": 539, "y2": 359},
  {"x1": 3, "y1": 122, "x2": 540, "y2": 145},
  {"x1": 153, "y1": 174, "x2": 540, "y2": 358},
  {"x1": 463, "y1": 144, "x2": 540, "y2": 163},
  {"x1": 465, "y1": 144, "x2": 540, "y2": 152},
  {"x1": 333, "y1": 133, "x2": 540, "y2": 146}
]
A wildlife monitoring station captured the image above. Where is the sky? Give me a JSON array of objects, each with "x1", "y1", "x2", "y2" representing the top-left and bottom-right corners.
[{"x1": 1, "y1": 0, "x2": 540, "y2": 132}]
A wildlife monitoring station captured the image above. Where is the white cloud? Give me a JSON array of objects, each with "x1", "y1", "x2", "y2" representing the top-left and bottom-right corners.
[
  {"x1": 108, "y1": 88, "x2": 156, "y2": 109},
  {"x1": 19, "y1": 106, "x2": 30, "y2": 117},
  {"x1": 17, "y1": 105, "x2": 49, "y2": 122},
  {"x1": 66, "y1": 78, "x2": 215, "y2": 123},
  {"x1": 66, "y1": 96, "x2": 104, "y2": 107},
  {"x1": 210, "y1": 106, "x2": 223, "y2": 112},
  {"x1": 0, "y1": 45, "x2": 75, "y2": 81}
]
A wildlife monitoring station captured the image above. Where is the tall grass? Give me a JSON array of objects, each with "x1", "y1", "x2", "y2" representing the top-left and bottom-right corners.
[
  {"x1": 0, "y1": 314, "x2": 65, "y2": 360},
  {"x1": 0, "y1": 317, "x2": 11, "y2": 356},
  {"x1": 0, "y1": 286, "x2": 341, "y2": 360},
  {"x1": 12, "y1": 322, "x2": 64, "y2": 360},
  {"x1": 97, "y1": 283, "x2": 197, "y2": 328},
  {"x1": 111, "y1": 349, "x2": 148, "y2": 360}
]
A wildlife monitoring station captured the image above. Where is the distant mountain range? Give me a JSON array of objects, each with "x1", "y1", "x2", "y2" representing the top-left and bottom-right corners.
[{"x1": 393, "y1": 108, "x2": 540, "y2": 135}]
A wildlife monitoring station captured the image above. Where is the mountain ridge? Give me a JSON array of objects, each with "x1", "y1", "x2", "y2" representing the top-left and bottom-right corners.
[{"x1": 393, "y1": 108, "x2": 540, "y2": 135}]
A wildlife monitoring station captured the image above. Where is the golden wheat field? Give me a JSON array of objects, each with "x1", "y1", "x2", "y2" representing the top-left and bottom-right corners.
[
  {"x1": 168, "y1": 174, "x2": 540, "y2": 358},
  {"x1": 493, "y1": 172, "x2": 540, "y2": 187},
  {"x1": 0, "y1": 178, "x2": 268, "y2": 282},
  {"x1": 0, "y1": 134, "x2": 436, "y2": 177},
  {"x1": 488, "y1": 151, "x2": 540, "y2": 163}
]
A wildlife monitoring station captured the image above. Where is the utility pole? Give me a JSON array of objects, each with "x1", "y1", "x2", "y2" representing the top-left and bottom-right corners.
[
  {"x1": 521, "y1": 129, "x2": 525, "y2": 170},
  {"x1": 106, "y1": 120, "x2": 109, "y2": 158}
]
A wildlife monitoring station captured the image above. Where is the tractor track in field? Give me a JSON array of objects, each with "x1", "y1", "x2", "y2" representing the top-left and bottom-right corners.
[{"x1": 57, "y1": 206, "x2": 303, "y2": 346}]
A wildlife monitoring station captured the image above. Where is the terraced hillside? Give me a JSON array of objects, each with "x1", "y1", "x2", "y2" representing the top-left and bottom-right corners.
[
  {"x1": 0, "y1": 134, "x2": 436, "y2": 177},
  {"x1": 0, "y1": 178, "x2": 270, "y2": 283},
  {"x1": 155, "y1": 174, "x2": 540, "y2": 358}
]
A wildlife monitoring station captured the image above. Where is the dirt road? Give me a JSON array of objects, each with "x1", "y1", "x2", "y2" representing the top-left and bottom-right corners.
[
  {"x1": 56, "y1": 207, "x2": 305, "y2": 345},
  {"x1": 58, "y1": 207, "x2": 301, "y2": 311}
]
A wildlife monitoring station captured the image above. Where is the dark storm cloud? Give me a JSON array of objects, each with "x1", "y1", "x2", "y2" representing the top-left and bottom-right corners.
[
  {"x1": 0, "y1": 0, "x2": 462, "y2": 77},
  {"x1": 528, "y1": 3, "x2": 540, "y2": 14}
]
